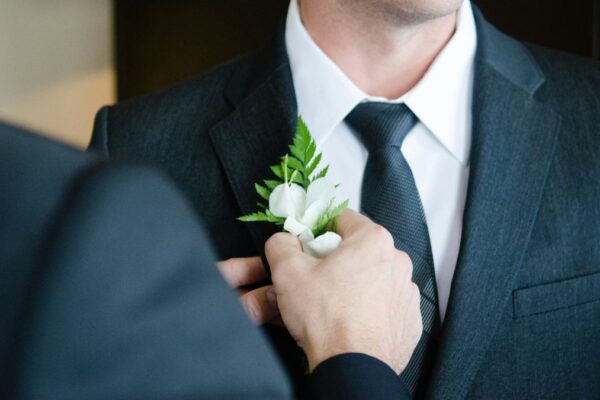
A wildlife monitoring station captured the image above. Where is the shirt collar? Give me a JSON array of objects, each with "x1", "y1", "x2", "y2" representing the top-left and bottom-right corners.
[{"x1": 285, "y1": 0, "x2": 477, "y2": 165}]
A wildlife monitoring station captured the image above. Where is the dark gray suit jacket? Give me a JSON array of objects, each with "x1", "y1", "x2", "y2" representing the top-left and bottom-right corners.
[
  {"x1": 89, "y1": 8, "x2": 600, "y2": 399},
  {"x1": 0, "y1": 123, "x2": 291, "y2": 399}
]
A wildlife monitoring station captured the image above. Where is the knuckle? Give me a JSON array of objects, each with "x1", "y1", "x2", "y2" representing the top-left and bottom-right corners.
[
  {"x1": 410, "y1": 283, "x2": 421, "y2": 303},
  {"x1": 264, "y1": 235, "x2": 279, "y2": 255},
  {"x1": 265, "y1": 232, "x2": 292, "y2": 255},
  {"x1": 371, "y1": 224, "x2": 395, "y2": 249},
  {"x1": 414, "y1": 316, "x2": 424, "y2": 341},
  {"x1": 398, "y1": 251, "x2": 413, "y2": 276},
  {"x1": 400, "y1": 250, "x2": 412, "y2": 266},
  {"x1": 412, "y1": 282, "x2": 420, "y2": 297}
]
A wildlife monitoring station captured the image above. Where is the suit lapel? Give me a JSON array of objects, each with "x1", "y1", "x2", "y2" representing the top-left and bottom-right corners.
[
  {"x1": 209, "y1": 33, "x2": 298, "y2": 261},
  {"x1": 427, "y1": 11, "x2": 562, "y2": 399}
]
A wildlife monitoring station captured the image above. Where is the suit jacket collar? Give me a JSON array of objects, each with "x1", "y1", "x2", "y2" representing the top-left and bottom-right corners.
[
  {"x1": 210, "y1": 25, "x2": 297, "y2": 263},
  {"x1": 474, "y1": 12, "x2": 545, "y2": 95}
]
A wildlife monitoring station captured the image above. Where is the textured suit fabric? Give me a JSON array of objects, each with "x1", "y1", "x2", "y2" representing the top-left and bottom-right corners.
[
  {"x1": 89, "y1": 6, "x2": 600, "y2": 399},
  {"x1": 0, "y1": 123, "x2": 291, "y2": 400}
]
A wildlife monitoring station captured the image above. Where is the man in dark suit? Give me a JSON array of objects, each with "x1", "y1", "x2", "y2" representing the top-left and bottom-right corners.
[
  {"x1": 1, "y1": 122, "x2": 418, "y2": 399},
  {"x1": 0, "y1": 122, "x2": 290, "y2": 399},
  {"x1": 89, "y1": 0, "x2": 600, "y2": 398}
]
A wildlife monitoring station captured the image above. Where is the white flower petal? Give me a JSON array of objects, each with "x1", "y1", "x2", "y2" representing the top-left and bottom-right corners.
[
  {"x1": 298, "y1": 229, "x2": 317, "y2": 257},
  {"x1": 298, "y1": 229, "x2": 315, "y2": 244},
  {"x1": 283, "y1": 217, "x2": 309, "y2": 236},
  {"x1": 269, "y1": 183, "x2": 306, "y2": 218},
  {"x1": 306, "y1": 232, "x2": 342, "y2": 258},
  {"x1": 306, "y1": 178, "x2": 336, "y2": 208},
  {"x1": 300, "y1": 199, "x2": 330, "y2": 230}
]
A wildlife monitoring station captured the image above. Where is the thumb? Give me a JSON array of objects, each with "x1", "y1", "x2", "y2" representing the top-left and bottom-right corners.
[{"x1": 265, "y1": 232, "x2": 312, "y2": 274}]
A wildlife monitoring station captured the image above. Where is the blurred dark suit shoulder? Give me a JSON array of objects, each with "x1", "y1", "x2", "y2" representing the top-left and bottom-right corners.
[
  {"x1": 0, "y1": 124, "x2": 291, "y2": 399},
  {"x1": 1, "y1": 125, "x2": 100, "y2": 377}
]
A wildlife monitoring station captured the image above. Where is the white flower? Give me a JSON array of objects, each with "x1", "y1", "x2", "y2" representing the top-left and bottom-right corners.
[
  {"x1": 269, "y1": 177, "x2": 342, "y2": 258},
  {"x1": 268, "y1": 183, "x2": 305, "y2": 219},
  {"x1": 306, "y1": 232, "x2": 342, "y2": 258}
]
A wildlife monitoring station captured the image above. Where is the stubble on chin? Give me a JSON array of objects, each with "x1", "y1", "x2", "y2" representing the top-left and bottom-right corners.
[{"x1": 340, "y1": 0, "x2": 463, "y2": 27}]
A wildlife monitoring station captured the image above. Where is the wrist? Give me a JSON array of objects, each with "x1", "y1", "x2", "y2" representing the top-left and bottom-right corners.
[
  {"x1": 304, "y1": 332, "x2": 353, "y2": 372},
  {"x1": 304, "y1": 329, "x2": 395, "y2": 373}
]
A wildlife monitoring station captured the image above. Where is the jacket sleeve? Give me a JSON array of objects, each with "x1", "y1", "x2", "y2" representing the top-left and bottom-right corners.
[
  {"x1": 304, "y1": 353, "x2": 410, "y2": 400},
  {"x1": 16, "y1": 164, "x2": 292, "y2": 400}
]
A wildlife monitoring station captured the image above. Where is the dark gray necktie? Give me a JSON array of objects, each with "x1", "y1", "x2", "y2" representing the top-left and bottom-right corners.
[{"x1": 346, "y1": 102, "x2": 441, "y2": 396}]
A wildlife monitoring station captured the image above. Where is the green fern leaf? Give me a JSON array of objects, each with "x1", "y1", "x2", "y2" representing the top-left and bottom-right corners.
[
  {"x1": 310, "y1": 164, "x2": 329, "y2": 183},
  {"x1": 238, "y1": 211, "x2": 285, "y2": 224},
  {"x1": 305, "y1": 141, "x2": 317, "y2": 165},
  {"x1": 270, "y1": 165, "x2": 284, "y2": 179},
  {"x1": 255, "y1": 183, "x2": 271, "y2": 201},
  {"x1": 287, "y1": 156, "x2": 304, "y2": 172},
  {"x1": 313, "y1": 199, "x2": 349, "y2": 236},
  {"x1": 238, "y1": 212, "x2": 270, "y2": 222},
  {"x1": 305, "y1": 153, "x2": 322, "y2": 179},
  {"x1": 289, "y1": 143, "x2": 304, "y2": 162},
  {"x1": 264, "y1": 179, "x2": 281, "y2": 190}
]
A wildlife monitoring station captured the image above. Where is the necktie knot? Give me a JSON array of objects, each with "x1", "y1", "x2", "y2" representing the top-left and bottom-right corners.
[{"x1": 345, "y1": 102, "x2": 418, "y2": 152}]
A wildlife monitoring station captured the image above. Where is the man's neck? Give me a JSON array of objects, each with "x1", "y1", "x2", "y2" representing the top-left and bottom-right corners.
[{"x1": 299, "y1": 1, "x2": 457, "y2": 99}]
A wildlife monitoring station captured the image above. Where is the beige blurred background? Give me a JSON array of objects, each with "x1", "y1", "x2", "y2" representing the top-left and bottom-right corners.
[{"x1": 0, "y1": 0, "x2": 115, "y2": 149}]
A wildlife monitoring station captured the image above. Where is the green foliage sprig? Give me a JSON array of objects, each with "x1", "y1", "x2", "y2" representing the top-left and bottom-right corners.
[{"x1": 238, "y1": 116, "x2": 347, "y2": 234}]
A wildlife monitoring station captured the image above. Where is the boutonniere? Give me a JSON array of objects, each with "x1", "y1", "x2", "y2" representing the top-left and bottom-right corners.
[{"x1": 239, "y1": 117, "x2": 348, "y2": 258}]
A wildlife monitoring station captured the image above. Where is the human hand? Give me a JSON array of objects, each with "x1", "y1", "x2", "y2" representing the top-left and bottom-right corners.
[
  {"x1": 217, "y1": 256, "x2": 281, "y2": 325},
  {"x1": 266, "y1": 209, "x2": 422, "y2": 374}
]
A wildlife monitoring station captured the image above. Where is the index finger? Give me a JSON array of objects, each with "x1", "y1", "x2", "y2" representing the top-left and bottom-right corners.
[
  {"x1": 335, "y1": 208, "x2": 372, "y2": 238},
  {"x1": 217, "y1": 257, "x2": 267, "y2": 288}
]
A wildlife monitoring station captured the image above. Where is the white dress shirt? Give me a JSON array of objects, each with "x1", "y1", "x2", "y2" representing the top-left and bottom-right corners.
[{"x1": 285, "y1": 0, "x2": 477, "y2": 321}]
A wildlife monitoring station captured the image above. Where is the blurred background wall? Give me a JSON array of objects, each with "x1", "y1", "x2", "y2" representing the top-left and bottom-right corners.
[
  {"x1": 0, "y1": 0, "x2": 114, "y2": 148},
  {"x1": 114, "y1": 0, "x2": 288, "y2": 100},
  {"x1": 115, "y1": 0, "x2": 600, "y2": 100}
]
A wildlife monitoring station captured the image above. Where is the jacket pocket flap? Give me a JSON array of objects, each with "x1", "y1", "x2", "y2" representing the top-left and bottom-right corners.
[{"x1": 513, "y1": 271, "x2": 600, "y2": 318}]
